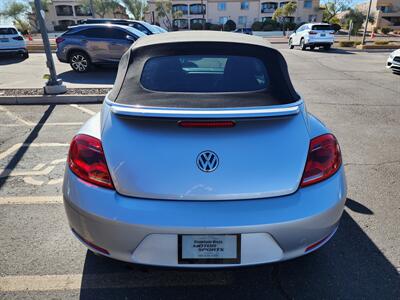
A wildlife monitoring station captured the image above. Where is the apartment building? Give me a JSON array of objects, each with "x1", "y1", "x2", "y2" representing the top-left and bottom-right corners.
[
  {"x1": 370, "y1": 0, "x2": 400, "y2": 30},
  {"x1": 145, "y1": 0, "x2": 322, "y2": 30},
  {"x1": 28, "y1": 0, "x2": 128, "y2": 32}
]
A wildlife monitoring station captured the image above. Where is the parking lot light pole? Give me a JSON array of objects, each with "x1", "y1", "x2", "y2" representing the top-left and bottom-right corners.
[
  {"x1": 34, "y1": 0, "x2": 66, "y2": 95},
  {"x1": 361, "y1": 0, "x2": 373, "y2": 45}
]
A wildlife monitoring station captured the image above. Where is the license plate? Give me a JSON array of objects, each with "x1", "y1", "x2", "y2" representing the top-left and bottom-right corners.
[
  {"x1": 178, "y1": 234, "x2": 241, "y2": 264},
  {"x1": 320, "y1": 33, "x2": 326, "y2": 37}
]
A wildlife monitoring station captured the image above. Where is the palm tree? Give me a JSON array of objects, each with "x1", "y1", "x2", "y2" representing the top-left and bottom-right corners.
[
  {"x1": 155, "y1": 0, "x2": 172, "y2": 30},
  {"x1": 273, "y1": 1, "x2": 297, "y2": 36},
  {"x1": 0, "y1": 1, "x2": 29, "y2": 28},
  {"x1": 122, "y1": 0, "x2": 147, "y2": 20}
]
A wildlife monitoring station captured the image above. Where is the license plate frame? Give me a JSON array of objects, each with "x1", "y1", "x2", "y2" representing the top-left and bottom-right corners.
[{"x1": 178, "y1": 234, "x2": 241, "y2": 264}]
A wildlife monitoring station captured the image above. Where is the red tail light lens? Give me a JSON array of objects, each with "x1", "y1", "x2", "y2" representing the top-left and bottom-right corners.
[
  {"x1": 55, "y1": 37, "x2": 65, "y2": 44},
  {"x1": 68, "y1": 134, "x2": 114, "y2": 189},
  {"x1": 300, "y1": 134, "x2": 342, "y2": 187},
  {"x1": 309, "y1": 31, "x2": 317, "y2": 35}
]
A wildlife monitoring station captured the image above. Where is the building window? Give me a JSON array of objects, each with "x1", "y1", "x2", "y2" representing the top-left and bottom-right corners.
[
  {"x1": 262, "y1": 17, "x2": 272, "y2": 22},
  {"x1": 173, "y1": 19, "x2": 189, "y2": 29},
  {"x1": 241, "y1": 1, "x2": 249, "y2": 10},
  {"x1": 190, "y1": 4, "x2": 206, "y2": 15},
  {"x1": 261, "y1": 2, "x2": 278, "y2": 13},
  {"x1": 308, "y1": 15, "x2": 317, "y2": 22},
  {"x1": 238, "y1": 16, "x2": 247, "y2": 25},
  {"x1": 304, "y1": 0, "x2": 312, "y2": 9},
  {"x1": 218, "y1": 2, "x2": 226, "y2": 11},
  {"x1": 219, "y1": 16, "x2": 228, "y2": 24},
  {"x1": 172, "y1": 5, "x2": 188, "y2": 15},
  {"x1": 279, "y1": 2, "x2": 288, "y2": 7},
  {"x1": 55, "y1": 5, "x2": 73, "y2": 16},
  {"x1": 378, "y1": 6, "x2": 392, "y2": 13},
  {"x1": 75, "y1": 5, "x2": 91, "y2": 16}
]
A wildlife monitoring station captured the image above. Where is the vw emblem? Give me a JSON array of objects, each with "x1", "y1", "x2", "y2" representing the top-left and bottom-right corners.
[{"x1": 197, "y1": 151, "x2": 219, "y2": 172}]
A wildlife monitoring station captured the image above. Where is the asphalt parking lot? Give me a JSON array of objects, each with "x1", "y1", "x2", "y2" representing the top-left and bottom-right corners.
[{"x1": 0, "y1": 46, "x2": 399, "y2": 299}]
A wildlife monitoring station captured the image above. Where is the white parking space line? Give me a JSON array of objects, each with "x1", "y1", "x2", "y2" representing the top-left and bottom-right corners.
[
  {"x1": 70, "y1": 104, "x2": 96, "y2": 116},
  {"x1": 0, "y1": 196, "x2": 63, "y2": 205},
  {"x1": 0, "y1": 106, "x2": 34, "y2": 126},
  {"x1": 0, "y1": 272, "x2": 230, "y2": 292},
  {"x1": 0, "y1": 122, "x2": 83, "y2": 127},
  {"x1": 0, "y1": 143, "x2": 69, "y2": 160}
]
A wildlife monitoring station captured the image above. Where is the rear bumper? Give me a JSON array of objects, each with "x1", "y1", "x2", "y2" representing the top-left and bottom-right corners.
[
  {"x1": 0, "y1": 47, "x2": 27, "y2": 55},
  {"x1": 63, "y1": 166, "x2": 347, "y2": 267},
  {"x1": 305, "y1": 37, "x2": 334, "y2": 46}
]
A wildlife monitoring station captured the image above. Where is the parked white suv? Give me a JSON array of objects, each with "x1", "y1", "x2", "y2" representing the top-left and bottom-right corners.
[
  {"x1": 0, "y1": 25, "x2": 28, "y2": 58},
  {"x1": 289, "y1": 23, "x2": 334, "y2": 51}
]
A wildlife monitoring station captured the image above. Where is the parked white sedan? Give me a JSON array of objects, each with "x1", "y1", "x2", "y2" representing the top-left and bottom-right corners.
[
  {"x1": 386, "y1": 49, "x2": 400, "y2": 73},
  {"x1": 0, "y1": 25, "x2": 28, "y2": 59}
]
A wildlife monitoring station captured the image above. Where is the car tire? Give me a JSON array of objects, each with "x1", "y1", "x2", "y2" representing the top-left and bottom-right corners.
[
  {"x1": 21, "y1": 52, "x2": 29, "y2": 59},
  {"x1": 69, "y1": 51, "x2": 91, "y2": 73},
  {"x1": 289, "y1": 39, "x2": 294, "y2": 49},
  {"x1": 300, "y1": 39, "x2": 306, "y2": 51},
  {"x1": 324, "y1": 44, "x2": 331, "y2": 51},
  {"x1": 310, "y1": 45, "x2": 315, "y2": 51}
]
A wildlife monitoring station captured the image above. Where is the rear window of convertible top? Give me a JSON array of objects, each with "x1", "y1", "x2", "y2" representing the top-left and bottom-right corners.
[{"x1": 140, "y1": 55, "x2": 269, "y2": 93}]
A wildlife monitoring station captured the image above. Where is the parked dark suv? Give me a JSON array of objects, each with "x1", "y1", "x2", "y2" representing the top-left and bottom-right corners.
[
  {"x1": 56, "y1": 24, "x2": 145, "y2": 72},
  {"x1": 78, "y1": 18, "x2": 159, "y2": 35}
]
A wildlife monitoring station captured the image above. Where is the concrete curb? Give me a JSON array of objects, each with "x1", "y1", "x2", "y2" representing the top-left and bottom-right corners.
[{"x1": 0, "y1": 94, "x2": 104, "y2": 105}]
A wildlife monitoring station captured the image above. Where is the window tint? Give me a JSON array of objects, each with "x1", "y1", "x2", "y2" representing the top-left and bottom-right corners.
[
  {"x1": 80, "y1": 28, "x2": 128, "y2": 39},
  {"x1": 131, "y1": 23, "x2": 152, "y2": 34},
  {"x1": 0, "y1": 28, "x2": 18, "y2": 35},
  {"x1": 312, "y1": 25, "x2": 332, "y2": 31},
  {"x1": 141, "y1": 55, "x2": 268, "y2": 93}
]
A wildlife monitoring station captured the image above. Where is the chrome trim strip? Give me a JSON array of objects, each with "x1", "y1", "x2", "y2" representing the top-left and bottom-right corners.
[{"x1": 105, "y1": 95, "x2": 302, "y2": 119}]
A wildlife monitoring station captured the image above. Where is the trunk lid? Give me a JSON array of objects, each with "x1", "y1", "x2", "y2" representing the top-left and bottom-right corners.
[{"x1": 101, "y1": 100, "x2": 310, "y2": 200}]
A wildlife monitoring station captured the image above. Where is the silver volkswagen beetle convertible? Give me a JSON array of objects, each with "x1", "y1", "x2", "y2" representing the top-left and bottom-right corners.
[{"x1": 63, "y1": 31, "x2": 346, "y2": 267}]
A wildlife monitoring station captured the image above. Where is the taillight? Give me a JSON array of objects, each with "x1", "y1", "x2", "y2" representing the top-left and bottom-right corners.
[
  {"x1": 12, "y1": 36, "x2": 24, "y2": 41},
  {"x1": 300, "y1": 134, "x2": 342, "y2": 187},
  {"x1": 56, "y1": 37, "x2": 65, "y2": 44},
  {"x1": 68, "y1": 134, "x2": 114, "y2": 189},
  {"x1": 309, "y1": 31, "x2": 317, "y2": 35}
]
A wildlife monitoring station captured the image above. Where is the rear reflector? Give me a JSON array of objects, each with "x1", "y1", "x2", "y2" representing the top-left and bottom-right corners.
[
  {"x1": 72, "y1": 228, "x2": 110, "y2": 255},
  {"x1": 300, "y1": 134, "x2": 342, "y2": 187},
  {"x1": 178, "y1": 121, "x2": 236, "y2": 128},
  {"x1": 305, "y1": 228, "x2": 337, "y2": 252},
  {"x1": 68, "y1": 134, "x2": 114, "y2": 189}
]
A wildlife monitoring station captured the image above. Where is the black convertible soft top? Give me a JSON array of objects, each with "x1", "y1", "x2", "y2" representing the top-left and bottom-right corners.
[{"x1": 108, "y1": 31, "x2": 300, "y2": 108}]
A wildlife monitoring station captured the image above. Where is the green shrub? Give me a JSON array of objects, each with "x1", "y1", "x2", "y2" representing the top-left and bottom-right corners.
[
  {"x1": 251, "y1": 21, "x2": 263, "y2": 31},
  {"x1": 374, "y1": 40, "x2": 389, "y2": 45},
  {"x1": 191, "y1": 23, "x2": 203, "y2": 30},
  {"x1": 204, "y1": 22, "x2": 212, "y2": 30},
  {"x1": 224, "y1": 20, "x2": 236, "y2": 31},
  {"x1": 381, "y1": 27, "x2": 391, "y2": 34},
  {"x1": 330, "y1": 23, "x2": 341, "y2": 32},
  {"x1": 285, "y1": 22, "x2": 297, "y2": 31},
  {"x1": 339, "y1": 41, "x2": 355, "y2": 47},
  {"x1": 209, "y1": 24, "x2": 222, "y2": 31}
]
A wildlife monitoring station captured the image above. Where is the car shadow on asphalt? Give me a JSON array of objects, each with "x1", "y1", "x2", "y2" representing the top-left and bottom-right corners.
[
  {"x1": 0, "y1": 55, "x2": 27, "y2": 65},
  {"x1": 78, "y1": 210, "x2": 400, "y2": 300},
  {"x1": 306, "y1": 48, "x2": 355, "y2": 55},
  {"x1": 58, "y1": 67, "x2": 117, "y2": 85}
]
